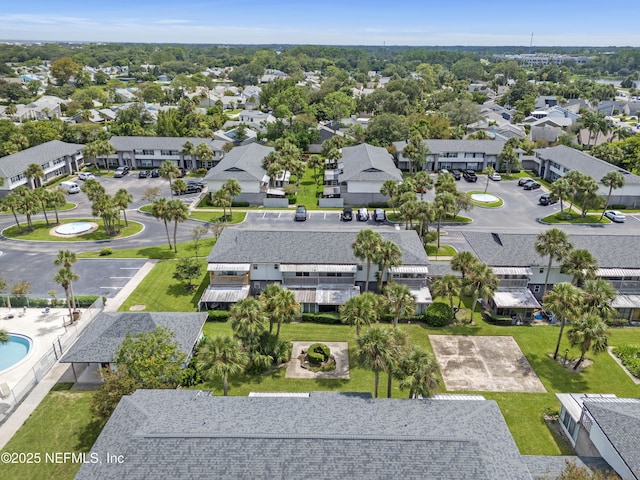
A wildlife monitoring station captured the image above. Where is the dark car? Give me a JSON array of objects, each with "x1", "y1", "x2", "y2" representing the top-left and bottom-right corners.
[
  {"x1": 518, "y1": 177, "x2": 533, "y2": 186},
  {"x1": 151, "y1": 169, "x2": 160, "y2": 178},
  {"x1": 294, "y1": 205, "x2": 307, "y2": 221},
  {"x1": 340, "y1": 207, "x2": 353, "y2": 221},
  {"x1": 451, "y1": 169, "x2": 461, "y2": 180},
  {"x1": 187, "y1": 180, "x2": 206, "y2": 189},
  {"x1": 538, "y1": 194, "x2": 558, "y2": 206},
  {"x1": 373, "y1": 208, "x2": 386, "y2": 222},
  {"x1": 174, "y1": 183, "x2": 203, "y2": 195},
  {"x1": 138, "y1": 170, "x2": 149, "y2": 178},
  {"x1": 523, "y1": 181, "x2": 541, "y2": 190},
  {"x1": 463, "y1": 170, "x2": 478, "y2": 182}
]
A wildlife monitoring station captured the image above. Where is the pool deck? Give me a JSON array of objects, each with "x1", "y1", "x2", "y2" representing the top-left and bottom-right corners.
[{"x1": 0, "y1": 307, "x2": 70, "y2": 390}]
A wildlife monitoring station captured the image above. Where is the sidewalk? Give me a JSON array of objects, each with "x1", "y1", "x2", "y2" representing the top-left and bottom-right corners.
[{"x1": 0, "y1": 259, "x2": 158, "y2": 450}]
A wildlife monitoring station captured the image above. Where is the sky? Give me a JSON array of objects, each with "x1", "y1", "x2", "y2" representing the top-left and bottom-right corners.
[{"x1": 1, "y1": 0, "x2": 639, "y2": 47}]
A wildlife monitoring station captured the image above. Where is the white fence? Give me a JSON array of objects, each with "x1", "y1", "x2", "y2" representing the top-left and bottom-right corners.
[{"x1": 0, "y1": 297, "x2": 104, "y2": 425}]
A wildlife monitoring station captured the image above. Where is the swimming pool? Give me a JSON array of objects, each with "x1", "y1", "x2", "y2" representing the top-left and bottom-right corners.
[{"x1": 0, "y1": 334, "x2": 32, "y2": 371}]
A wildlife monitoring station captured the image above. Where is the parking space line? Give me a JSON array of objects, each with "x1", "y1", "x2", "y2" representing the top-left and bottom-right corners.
[
  {"x1": 119, "y1": 267, "x2": 139, "y2": 270},
  {"x1": 99, "y1": 286, "x2": 122, "y2": 290},
  {"x1": 110, "y1": 276, "x2": 134, "y2": 279}
]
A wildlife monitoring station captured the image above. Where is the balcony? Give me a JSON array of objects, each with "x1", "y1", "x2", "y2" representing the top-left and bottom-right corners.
[
  {"x1": 282, "y1": 276, "x2": 355, "y2": 287},
  {"x1": 210, "y1": 274, "x2": 249, "y2": 287}
]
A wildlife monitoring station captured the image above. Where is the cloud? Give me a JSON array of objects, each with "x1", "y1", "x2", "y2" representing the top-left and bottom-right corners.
[{"x1": 153, "y1": 19, "x2": 192, "y2": 25}]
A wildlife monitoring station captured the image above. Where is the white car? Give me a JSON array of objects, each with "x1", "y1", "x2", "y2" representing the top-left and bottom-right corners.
[
  {"x1": 604, "y1": 210, "x2": 626, "y2": 223},
  {"x1": 489, "y1": 172, "x2": 502, "y2": 181},
  {"x1": 78, "y1": 172, "x2": 95, "y2": 181}
]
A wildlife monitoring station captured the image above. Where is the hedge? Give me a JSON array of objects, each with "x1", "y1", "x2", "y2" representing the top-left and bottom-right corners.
[
  {"x1": 307, "y1": 343, "x2": 330, "y2": 365},
  {"x1": 207, "y1": 310, "x2": 229, "y2": 322},
  {"x1": 301, "y1": 313, "x2": 342, "y2": 324},
  {"x1": 423, "y1": 302, "x2": 453, "y2": 327},
  {"x1": 231, "y1": 201, "x2": 250, "y2": 207},
  {"x1": 367, "y1": 202, "x2": 389, "y2": 208},
  {"x1": 481, "y1": 312, "x2": 514, "y2": 327},
  {"x1": 613, "y1": 345, "x2": 640, "y2": 378},
  {"x1": 4, "y1": 295, "x2": 104, "y2": 308}
]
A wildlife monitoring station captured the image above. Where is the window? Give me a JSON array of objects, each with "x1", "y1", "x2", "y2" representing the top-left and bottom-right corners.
[
  {"x1": 253, "y1": 265, "x2": 258, "y2": 270},
  {"x1": 539, "y1": 268, "x2": 544, "y2": 274},
  {"x1": 533, "y1": 285, "x2": 541, "y2": 293},
  {"x1": 142, "y1": 150, "x2": 154, "y2": 155},
  {"x1": 274, "y1": 264, "x2": 279, "y2": 270},
  {"x1": 140, "y1": 159, "x2": 153, "y2": 167}
]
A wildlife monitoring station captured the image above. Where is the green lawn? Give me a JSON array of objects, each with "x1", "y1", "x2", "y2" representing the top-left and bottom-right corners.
[
  {"x1": 425, "y1": 244, "x2": 457, "y2": 256},
  {"x1": 188, "y1": 211, "x2": 246, "y2": 224},
  {"x1": 118, "y1": 258, "x2": 210, "y2": 311},
  {"x1": 2, "y1": 218, "x2": 144, "y2": 241},
  {"x1": 0, "y1": 388, "x2": 99, "y2": 480},
  {"x1": 77, "y1": 237, "x2": 217, "y2": 259},
  {"x1": 541, "y1": 211, "x2": 610, "y2": 225},
  {"x1": 295, "y1": 167, "x2": 324, "y2": 209},
  {"x1": 466, "y1": 190, "x2": 504, "y2": 208}
]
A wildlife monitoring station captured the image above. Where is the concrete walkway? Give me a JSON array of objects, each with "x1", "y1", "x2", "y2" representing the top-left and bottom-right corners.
[{"x1": 0, "y1": 259, "x2": 158, "y2": 450}]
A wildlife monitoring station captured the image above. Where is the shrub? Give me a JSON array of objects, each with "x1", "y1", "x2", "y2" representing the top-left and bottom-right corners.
[
  {"x1": 607, "y1": 204, "x2": 627, "y2": 210},
  {"x1": 286, "y1": 195, "x2": 297, "y2": 205},
  {"x1": 482, "y1": 311, "x2": 516, "y2": 327},
  {"x1": 424, "y1": 302, "x2": 453, "y2": 327},
  {"x1": 195, "y1": 168, "x2": 208, "y2": 175},
  {"x1": 368, "y1": 202, "x2": 389, "y2": 208},
  {"x1": 613, "y1": 345, "x2": 640, "y2": 378},
  {"x1": 231, "y1": 201, "x2": 250, "y2": 207},
  {"x1": 180, "y1": 366, "x2": 201, "y2": 387},
  {"x1": 207, "y1": 310, "x2": 229, "y2": 322},
  {"x1": 301, "y1": 313, "x2": 342, "y2": 324},
  {"x1": 99, "y1": 247, "x2": 113, "y2": 256},
  {"x1": 307, "y1": 343, "x2": 330, "y2": 365}
]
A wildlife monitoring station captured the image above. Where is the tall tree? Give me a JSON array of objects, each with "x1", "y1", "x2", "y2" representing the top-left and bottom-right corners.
[
  {"x1": 25, "y1": 163, "x2": 44, "y2": 190},
  {"x1": 550, "y1": 178, "x2": 572, "y2": 216},
  {"x1": 212, "y1": 189, "x2": 232, "y2": 220},
  {"x1": 534, "y1": 228, "x2": 573, "y2": 296},
  {"x1": 357, "y1": 326, "x2": 393, "y2": 398},
  {"x1": 352, "y1": 229, "x2": 383, "y2": 293},
  {"x1": 561, "y1": 249, "x2": 598, "y2": 286},
  {"x1": 54, "y1": 250, "x2": 78, "y2": 311},
  {"x1": 32, "y1": 188, "x2": 51, "y2": 226},
  {"x1": 114, "y1": 188, "x2": 133, "y2": 227},
  {"x1": 167, "y1": 198, "x2": 189, "y2": 253},
  {"x1": 151, "y1": 197, "x2": 173, "y2": 249},
  {"x1": 396, "y1": 346, "x2": 440, "y2": 399},
  {"x1": 195, "y1": 142, "x2": 214, "y2": 170},
  {"x1": 229, "y1": 298, "x2": 269, "y2": 351},
  {"x1": 1, "y1": 193, "x2": 24, "y2": 233},
  {"x1": 159, "y1": 160, "x2": 181, "y2": 195},
  {"x1": 599, "y1": 171, "x2": 625, "y2": 221},
  {"x1": 195, "y1": 335, "x2": 248, "y2": 396},
  {"x1": 384, "y1": 282, "x2": 416, "y2": 329},
  {"x1": 568, "y1": 313, "x2": 608, "y2": 370},
  {"x1": 340, "y1": 292, "x2": 379, "y2": 337},
  {"x1": 430, "y1": 274, "x2": 462, "y2": 314},
  {"x1": 374, "y1": 239, "x2": 402, "y2": 291},
  {"x1": 433, "y1": 192, "x2": 455, "y2": 249},
  {"x1": 543, "y1": 282, "x2": 583, "y2": 360},
  {"x1": 259, "y1": 283, "x2": 300, "y2": 337},
  {"x1": 402, "y1": 134, "x2": 429, "y2": 173},
  {"x1": 182, "y1": 141, "x2": 196, "y2": 169},
  {"x1": 47, "y1": 187, "x2": 66, "y2": 224},
  {"x1": 413, "y1": 171, "x2": 433, "y2": 201},
  {"x1": 467, "y1": 262, "x2": 498, "y2": 320},
  {"x1": 53, "y1": 267, "x2": 78, "y2": 322},
  {"x1": 497, "y1": 144, "x2": 520, "y2": 175},
  {"x1": 581, "y1": 278, "x2": 617, "y2": 321},
  {"x1": 222, "y1": 178, "x2": 242, "y2": 219}
]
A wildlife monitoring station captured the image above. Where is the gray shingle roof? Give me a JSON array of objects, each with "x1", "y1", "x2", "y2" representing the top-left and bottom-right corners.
[
  {"x1": 206, "y1": 229, "x2": 429, "y2": 266},
  {"x1": 204, "y1": 143, "x2": 273, "y2": 182},
  {"x1": 339, "y1": 143, "x2": 402, "y2": 182},
  {"x1": 535, "y1": 145, "x2": 640, "y2": 185},
  {"x1": 0, "y1": 140, "x2": 83, "y2": 178},
  {"x1": 108, "y1": 136, "x2": 227, "y2": 152},
  {"x1": 76, "y1": 390, "x2": 533, "y2": 480},
  {"x1": 584, "y1": 400, "x2": 640, "y2": 478},
  {"x1": 394, "y1": 139, "x2": 506, "y2": 155},
  {"x1": 60, "y1": 312, "x2": 207, "y2": 363},
  {"x1": 462, "y1": 232, "x2": 640, "y2": 269}
]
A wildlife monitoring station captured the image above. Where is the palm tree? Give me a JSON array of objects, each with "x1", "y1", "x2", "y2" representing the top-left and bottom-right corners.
[
  {"x1": 167, "y1": 198, "x2": 189, "y2": 253},
  {"x1": 340, "y1": 292, "x2": 379, "y2": 337},
  {"x1": 212, "y1": 189, "x2": 232, "y2": 221},
  {"x1": 374, "y1": 239, "x2": 402, "y2": 291},
  {"x1": 25, "y1": 163, "x2": 44, "y2": 189},
  {"x1": 414, "y1": 201, "x2": 433, "y2": 242},
  {"x1": 543, "y1": 282, "x2": 583, "y2": 360},
  {"x1": 151, "y1": 197, "x2": 173, "y2": 249},
  {"x1": 53, "y1": 267, "x2": 78, "y2": 322},
  {"x1": 195, "y1": 335, "x2": 248, "y2": 396},
  {"x1": 581, "y1": 278, "x2": 617, "y2": 321},
  {"x1": 259, "y1": 283, "x2": 300, "y2": 337},
  {"x1": 47, "y1": 187, "x2": 66, "y2": 224},
  {"x1": 16, "y1": 187, "x2": 39, "y2": 230},
  {"x1": 159, "y1": 160, "x2": 180, "y2": 195},
  {"x1": 384, "y1": 282, "x2": 416, "y2": 329},
  {"x1": 306, "y1": 155, "x2": 324, "y2": 185},
  {"x1": 229, "y1": 298, "x2": 268, "y2": 351},
  {"x1": 182, "y1": 141, "x2": 196, "y2": 170},
  {"x1": 352, "y1": 229, "x2": 383, "y2": 293},
  {"x1": 451, "y1": 250, "x2": 479, "y2": 308},
  {"x1": 1, "y1": 193, "x2": 23, "y2": 233},
  {"x1": 114, "y1": 188, "x2": 133, "y2": 227},
  {"x1": 172, "y1": 179, "x2": 188, "y2": 196},
  {"x1": 222, "y1": 178, "x2": 242, "y2": 219},
  {"x1": 33, "y1": 188, "x2": 51, "y2": 226},
  {"x1": 430, "y1": 274, "x2": 462, "y2": 314},
  {"x1": 396, "y1": 346, "x2": 440, "y2": 399},
  {"x1": 483, "y1": 166, "x2": 495, "y2": 193},
  {"x1": 386, "y1": 328, "x2": 408, "y2": 398},
  {"x1": 534, "y1": 228, "x2": 573, "y2": 296},
  {"x1": 402, "y1": 134, "x2": 429, "y2": 173},
  {"x1": 467, "y1": 262, "x2": 498, "y2": 321},
  {"x1": 195, "y1": 142, "x2": 214, "y2": 170},
  {"x1": 561, "y1": 249, "x2": 597, "y2": 286},
  {"x1": 54, "y1": 250, "x2": 78, "y2": 311},
  {"x1": 357, "y1": 326, "x2": 393, "y2": 398},
  {"x1": 599, "y1": 171, "x2": 625, "y2": 220},
  {"x1": 380, "y1": 180, "x2": 399, "y2": 213},
  {"x1": 550, "y1": 178, "x2": 572, "y2": 216},
  {"x1": 568, "y1": 313, "x2": 608, "y2": 370},
  {"x1": 433, "y1": 192, "x2": 454, "y2": 250}
]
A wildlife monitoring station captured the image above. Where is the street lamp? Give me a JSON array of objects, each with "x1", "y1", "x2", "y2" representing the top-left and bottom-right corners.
[{"x1": 563, "y1": 349, "x2": 569, "y2": 366}]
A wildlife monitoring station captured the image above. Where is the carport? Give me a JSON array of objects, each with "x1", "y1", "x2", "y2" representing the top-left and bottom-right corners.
[{"x1": 291, "y1": 286, "x2": 360, "y2": 313}]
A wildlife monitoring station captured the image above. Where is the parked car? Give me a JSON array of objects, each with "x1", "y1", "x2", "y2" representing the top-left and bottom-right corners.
[
  {"x1": 373, "y1": 208, "x2": 386, "y2": 222},
  {"x1": 538, "y1": 194, "x2": 558, "y2": 206},
  {"x1": 151, "y1": 169, "x2": 160, "y2": 178},
  {"x1": 356, "y1": 207, "x2": 370, "y2": 221},
  {"x1": 439, "y1": 169, "x2": 449, "y2": 175},
  {"x1": 294, "y1": 205, "x2": 307, "y2": 221},
  {"x1": 523, "y1": 181, "x2": 541, "y2": 190},
  {"x1": 138, "y1": 170, "x2": 149, "y2": 178},
  {"x1": 518, "y1": 177, "x2": 533, "y2": 186},
  {"x1": 604, "y1": 210, "x2": 626, "y2": 223},
  {"x1": 340, "y1": 206, "x2": 353, "y2": 221},
  {"x1": 114, "y1": 166, "x2": 130, "y2": 178},
  {"x1": 489, "y1": 172, "x2": 502, "y2": 181},
  {"x1": 174, "y1": 183, "x2": 203, "y2": 195},
  {"x1": 451, "y1": 169, "x2": 461, "y2": 180},
  {"x1": 463, "y1": 170, "x2": 478, "y2": 182},
  {"x1": 59, "y1": 181, "x2": 80, "y2": 194},
  {"x1": 187, "y1": 180, "x2": 206, "y2": 189},
  {"x1": 77, "y1": 172, "x2": 95, "y2": 181}
]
